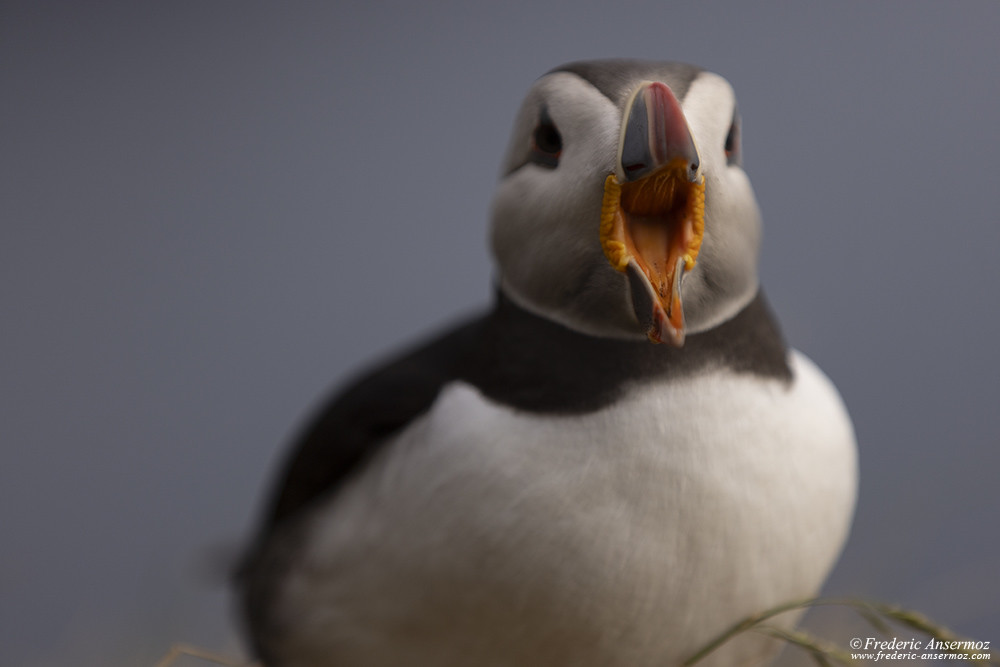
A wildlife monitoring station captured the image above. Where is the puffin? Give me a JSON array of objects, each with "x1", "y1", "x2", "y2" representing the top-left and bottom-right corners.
[{"x1": 238, "y1": 60, "x2": 858, "y2": 667}]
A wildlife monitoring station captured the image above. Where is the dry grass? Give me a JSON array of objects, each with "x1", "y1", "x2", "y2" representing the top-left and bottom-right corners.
[
  {"x1": 153, "y1": 644, "x2": 256, "y2": 667},
  {"x1": 685, "y1": 597, "x2": 999, "y2": 666},
  {"x1": 154, "y1": 597, "x2": 995, "y2": 666}
]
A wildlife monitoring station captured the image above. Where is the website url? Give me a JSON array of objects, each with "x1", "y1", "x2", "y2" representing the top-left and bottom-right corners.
[{"x1": 851, "y1": 652, "x2": 993, "y2": 662}]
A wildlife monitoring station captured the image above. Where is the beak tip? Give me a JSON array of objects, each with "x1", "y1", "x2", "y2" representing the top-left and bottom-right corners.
[{"x1": 647, "y1": 316, "x2": 685, "y2": 347}]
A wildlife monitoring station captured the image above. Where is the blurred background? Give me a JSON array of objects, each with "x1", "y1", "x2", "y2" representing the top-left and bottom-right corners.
[{"x1": 3, "y1": 2, "x2": 998, "y2": 665}]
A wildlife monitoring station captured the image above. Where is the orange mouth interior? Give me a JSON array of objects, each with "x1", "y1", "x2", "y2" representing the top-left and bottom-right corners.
[{"x1": 600, "y1": 158, "x2": 705, "y2": 339}]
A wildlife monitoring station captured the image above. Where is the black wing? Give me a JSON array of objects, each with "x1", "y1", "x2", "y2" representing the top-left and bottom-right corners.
[
  {"x1": 255, "y1": 312, "x2": 487, "y2": 536},
  {"x1": 237, "y1": 311, "x2": 486, "y2": 661}
]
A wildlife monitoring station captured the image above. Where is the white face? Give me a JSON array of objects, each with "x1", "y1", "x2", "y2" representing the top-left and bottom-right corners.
[{"x1": 490, "y1": 65, "x2": 762, "y2": 340}]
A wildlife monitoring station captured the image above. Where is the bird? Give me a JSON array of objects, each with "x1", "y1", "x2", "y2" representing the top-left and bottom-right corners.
[{"x1": 237, "y1": 59, "x2": 858, "y2": 667}]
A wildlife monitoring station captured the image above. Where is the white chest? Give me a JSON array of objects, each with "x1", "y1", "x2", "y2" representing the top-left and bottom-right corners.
[{"x1": 274, "y1": 351, "x2": 857, "y2": 666}]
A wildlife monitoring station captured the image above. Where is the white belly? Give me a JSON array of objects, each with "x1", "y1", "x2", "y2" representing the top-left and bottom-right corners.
[{"x1": 271, "y1": 350, "x2": 857, "y2": 666}]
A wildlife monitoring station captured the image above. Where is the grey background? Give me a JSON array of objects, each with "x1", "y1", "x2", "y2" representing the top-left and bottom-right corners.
[{"x1": 3, "y1": 2, "x2": 998, "y2": 665}]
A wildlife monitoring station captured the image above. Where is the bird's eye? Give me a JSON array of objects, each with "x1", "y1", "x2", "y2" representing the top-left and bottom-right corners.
[
  {"x1": 724, "y1": 110, "x2": 741, "y2": 166},
  {"x1": 530, "y1": 108, "x2": 562, "y2": 168}
]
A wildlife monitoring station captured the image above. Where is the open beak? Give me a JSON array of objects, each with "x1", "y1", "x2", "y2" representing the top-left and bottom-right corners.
[{"x1": 600, "y1": 81, "x2": 705, "y2": 346}]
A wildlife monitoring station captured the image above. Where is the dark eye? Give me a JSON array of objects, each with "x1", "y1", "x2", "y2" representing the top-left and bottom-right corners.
[
  {"x1": 724, "y1": 110, "x2": 741, "y2": 166},
  {"x1": 530, "y1": 108, "x2": 562, "y2": 168}
]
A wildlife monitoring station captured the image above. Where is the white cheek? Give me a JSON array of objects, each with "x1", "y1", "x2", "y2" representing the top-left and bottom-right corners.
[
  {"x1": 489, "y1": 74, "x2": 620, "y2": 299},
  {"x1": 678, "y1": 74, "x2": 763, "y2": 333},
  {"x1": 682, "y1": 73, "x2": 735, "y2": 175}
]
